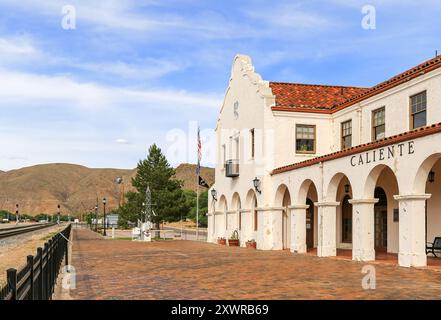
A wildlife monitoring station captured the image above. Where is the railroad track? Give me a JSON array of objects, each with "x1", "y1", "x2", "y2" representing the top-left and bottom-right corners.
[{"x1": 0, "y1": 223, "x2": 57, "y2": 239}]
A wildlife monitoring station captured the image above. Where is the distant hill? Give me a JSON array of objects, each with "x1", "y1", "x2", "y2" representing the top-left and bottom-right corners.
[
  {"x1": 175, "y1": 163, "x2": 214, "y2": 192},
  {"x1": 0, "y1": 163, "x2": 214, "y2": 216}
]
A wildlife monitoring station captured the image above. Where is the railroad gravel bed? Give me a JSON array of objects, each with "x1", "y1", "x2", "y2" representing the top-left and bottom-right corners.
[{"x1": 0, "y1": 224, "x2": 66, "y2": 284}]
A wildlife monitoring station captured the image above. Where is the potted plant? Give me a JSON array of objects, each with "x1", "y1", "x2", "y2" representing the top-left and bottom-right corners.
[
  {"x1": 217, "y1": 237, "x2": 226, "y2": 245},
  {"x1": 246, "y1": 239, "x2": 256, "y2": 249},
  {"x1": 228, "y1": 230, "x2": 240, "y2": 247}
]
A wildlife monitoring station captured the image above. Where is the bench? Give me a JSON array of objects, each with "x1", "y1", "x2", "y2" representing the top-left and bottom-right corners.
[{"x1": 426, "y1": 237, "x2": 441, "y2": 257}]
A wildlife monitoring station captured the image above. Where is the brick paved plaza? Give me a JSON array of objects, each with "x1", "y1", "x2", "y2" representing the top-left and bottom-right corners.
[{"x1": 68, "y1": 228, "x2": 441, "y2": 300}]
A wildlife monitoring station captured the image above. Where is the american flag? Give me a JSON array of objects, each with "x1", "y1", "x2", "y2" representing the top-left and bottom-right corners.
[{"x1": 196, "y1": 126, "x2": 201, "y2": 175}]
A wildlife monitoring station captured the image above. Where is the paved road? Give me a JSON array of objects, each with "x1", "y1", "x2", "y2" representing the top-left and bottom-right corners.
[{"x1": 66, "y1": 228, "x2": 441, "y2": 300}]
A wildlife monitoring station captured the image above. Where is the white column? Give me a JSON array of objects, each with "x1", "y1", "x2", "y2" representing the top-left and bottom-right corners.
[
  {"x1": 207, "y1": 213, "x2": 213, "y2": 243},
  {"x1": 394, "y1": 194, "x2": 431, "y2": 268},
  {"x1": 238, "y1": 209, "x2": 250, "y2": 246},
  {"x1": 289, "y1": 204, "x2": 309, "y2": 254},
  {"x1": 224, "y1": 211, "x2": 228, "y2": 238},
  {"x1": 256, "y1": 207, "x2": 283, "y2": 250},
  {"x1": 349, "y1": 199, "x2": 378, "y2": 261},
  {"x1": 315, "y1": 202, "x2": 339, "y2": 257}
]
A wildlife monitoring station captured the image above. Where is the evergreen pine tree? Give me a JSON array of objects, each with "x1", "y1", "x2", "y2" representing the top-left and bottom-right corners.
[{"x1": 118, "y1": 144, "x2": 188, "y2": 228}]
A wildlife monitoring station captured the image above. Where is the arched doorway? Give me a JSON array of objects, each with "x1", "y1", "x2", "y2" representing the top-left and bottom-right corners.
[
  {"x1": 218, "y1": 195, "x2": 228, "y2": 237},
  {"x1": 231, "y1": 192, "x2": 241, "y2": 233},
  {"x1": 282, "y1": 188, "x2": 291, "y2": 250},
  {"x1": 414, "y1": 154, "x2": 441, "y2": 257},
  {"x1": 364, "y1": 164, "x2": 399, "y2": 254},
  {"x1": 374, "y1": 187, "x2": 388, "y2": 251},
  {"x1": 275, "y1": 184, "x2": 291, "y2": 250},
  {"x1": 341, "y1": 195, "x2": 352, "y2": 243},
  {"x1": 326, "y1": 173, "x2": 353, "y2": 251},
  {"x1": 297, "y1": 179, "x2": 319, "y2": 252}
]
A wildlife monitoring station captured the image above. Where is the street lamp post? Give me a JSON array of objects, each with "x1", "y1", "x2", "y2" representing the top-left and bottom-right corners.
[
  {"x1": 115, "y1": 177, "x2": 123, "y2": 208},
  {"x1": 57, "y1": 204, "x2": 61, "y2": 225},
  {"x1": 103, "y1": 198, "x2": 107, "y2": 236}
]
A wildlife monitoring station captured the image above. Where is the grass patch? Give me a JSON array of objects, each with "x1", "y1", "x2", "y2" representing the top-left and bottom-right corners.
[
  {"x1": 152, "y1": 237, "x2": 174, "y2": 241},
  {"x1": 111, "y1": 237, "x2": 132, "y2": 241},
  {"x1": 40, "y1": 231, "x2": 58, "y2": 241}
]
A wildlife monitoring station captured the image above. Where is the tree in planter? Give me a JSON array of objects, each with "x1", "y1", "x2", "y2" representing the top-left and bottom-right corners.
[{"x1": 117, "y1": 144, "x2": 188, "y2": 229}]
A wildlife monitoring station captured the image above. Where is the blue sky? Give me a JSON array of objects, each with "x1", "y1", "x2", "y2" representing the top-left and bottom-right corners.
[{"x1": 0, "y1": 0, "x2": 440, "y2": 171}]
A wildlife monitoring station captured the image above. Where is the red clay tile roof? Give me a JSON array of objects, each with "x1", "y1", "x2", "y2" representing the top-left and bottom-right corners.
[
  {"x1": 271, "y1": 122, "x2": 441, "y2": 175},
  {"x1": 271, "y1": 55, "x2": 441, "y2": 114},
  {"x1": 269, "y1": 82, "x2": 369, "y2": 110}
]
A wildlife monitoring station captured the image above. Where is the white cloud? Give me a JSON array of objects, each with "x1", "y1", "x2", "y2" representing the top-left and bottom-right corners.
[
  {"x1": 72, "y1": 59, "x2": 183, "y2": 80},
  {"x1": 0, "y1": 36, "x2": 41, "y2": 66},
  {"x1": 0, "y1": 37, "x2": 36, "y2": 54},
  {"x1": 115, "y1": 138, "x2": 130, "y2": 144},
  {"x1": 246, "y1": 4, "x2": 336, "y2": 31},
  {"x1": 0, "y1": 69, "x2": 221, "y2": 112}
]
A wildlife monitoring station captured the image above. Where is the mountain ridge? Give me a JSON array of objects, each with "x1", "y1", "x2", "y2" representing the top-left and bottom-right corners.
[{"x1": 0, "y1": 163, "x2": 214, "y2": 216}]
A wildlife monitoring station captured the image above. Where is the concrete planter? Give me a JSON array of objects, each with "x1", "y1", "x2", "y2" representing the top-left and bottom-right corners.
[{"x1": 246, "y1": 241, "x2": 257, "y2": 249}]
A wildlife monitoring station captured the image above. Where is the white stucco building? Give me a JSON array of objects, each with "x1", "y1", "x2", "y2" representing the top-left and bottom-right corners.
[{"x1": 207, "y1": 54, "x2": 441, "y2": 268}]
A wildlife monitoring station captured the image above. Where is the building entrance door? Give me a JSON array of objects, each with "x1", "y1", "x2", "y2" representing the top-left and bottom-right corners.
[
  {"x1": 306, "y1": 198, "x2": 314, "y2": 249},
  {"x1": 341, "y1": 195, "x2": 352, "y2": 243},
  {"x1": 374, "y1": 187, "x2": 388, "y2": 251}
]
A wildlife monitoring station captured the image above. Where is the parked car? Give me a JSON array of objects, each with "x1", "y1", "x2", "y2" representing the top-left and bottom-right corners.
[{"x1": 1, "y1": 218, "x2": 9, "y2": 223}]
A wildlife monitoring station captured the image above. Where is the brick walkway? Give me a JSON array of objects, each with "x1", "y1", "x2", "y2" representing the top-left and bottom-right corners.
[{"x1": 68, "y1": 228, "x2": 441, "y2": 300}]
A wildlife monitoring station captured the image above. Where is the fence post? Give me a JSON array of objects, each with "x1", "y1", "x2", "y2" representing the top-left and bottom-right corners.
[
  {"x1": 7, "y1": 268, "x2": 17, "y2": 300},
  {"x1": 43, "y1": 242, "x2": 49, "y2": 300},
  {"x1": 48, "y1": 239, "x2": 53, "y2": 298},
  {"x1": 37, "y1": 247, "x2": 43, "y2": 300},
  {"x1": 27, "y1": 255, "x2": 34, "y2": 300}
]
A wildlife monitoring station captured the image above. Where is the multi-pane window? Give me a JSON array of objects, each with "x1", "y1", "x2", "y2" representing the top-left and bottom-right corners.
[
  {"x1": 250, "y1": 128, "x2": 255, "y2": 159},
  {"x1": 372, "y1": 107, "x2": 385, "y2": 141},
  {"x1": 411, "y1": 91, "x2": 427, "y2": 129},
  {"x1": 296, "y1": 125, "x2": 316, "y2": 153},
  {"x1": 341, "y1": 120, "x2": 352, "y2": 150}
]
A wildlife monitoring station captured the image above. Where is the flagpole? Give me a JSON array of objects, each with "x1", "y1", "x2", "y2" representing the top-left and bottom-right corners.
[
  {"x1": 196, "y1": 175, "x2": 199, "y2": 241},
  {"x1": 196, "y1": 126, "x2": 200, "y2": 242}
]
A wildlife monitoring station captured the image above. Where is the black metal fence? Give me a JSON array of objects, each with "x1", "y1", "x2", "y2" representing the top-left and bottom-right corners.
[{"x1": 0, "y1": 224, "x2": 71, "y2": 300}]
